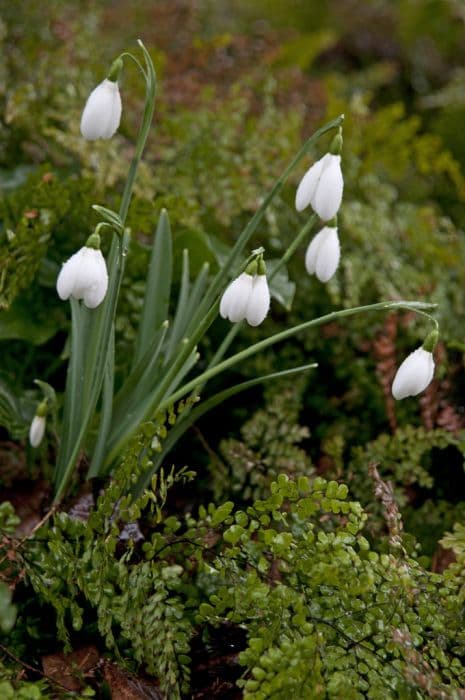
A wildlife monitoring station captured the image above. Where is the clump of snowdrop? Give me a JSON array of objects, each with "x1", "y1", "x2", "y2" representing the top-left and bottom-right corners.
[
  {"x1": 80, "y1": 57, "x2": 123, "y2": 140},
  {"x1": 295, "y1": 129, "x2": 344, "y2": 221},
  {"x1": 305, "y1": 220, "x2": 340, "y2": 283},
  {"x1": 29, "y1": 400, "x2": 47, "y2": 448},
  {"x1": 220, "y1": 257, "x2": 270, "y2": 327},
  {"x1": 56, "y1": 232, "x2": 109, "y2": 309},
  {"x1": 392, "y1": 329, "x2": 438, "y2": 400}
]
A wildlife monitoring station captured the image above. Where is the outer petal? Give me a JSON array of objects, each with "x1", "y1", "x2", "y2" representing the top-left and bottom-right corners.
[
  {"x1": 220, "y1": 280, "x2": 236, "y2": 319},
  {"x1": 392, "y1": 347, "x2": 435, "y2": 400},
  {"x1": 305, "y1": 227, "x2": 340, "y2": 282},
  {"x1": 80, "y1": 79, "x2": 122, "y2": 140},
  {"x1": 81, "y1": 249, "x2": 109, "y2": 308},
  {"x1": 305, "y1": 229, "x2": 326, "y2": 275},
  {"x1": 220, "y1": 273, "x2": 253, "y2": 322},
  {"x1": 314, "y1": 227, "x2": 340, "y2": 282},
  {"x1": 313, "y1": 154, "x2": 343, "y2": 221},
  {"x1": 56, "y1": 249, "x2": 84, "y2": 300},
  {"x1": 29, "y1": 415, "x2": 46, "y2": 448},
  {"x1": 295, "y1": 155, "x2": 327, "y2": 212},
  {"x1": 246, "y1": 274, "x2": 270, "y2": 327}
]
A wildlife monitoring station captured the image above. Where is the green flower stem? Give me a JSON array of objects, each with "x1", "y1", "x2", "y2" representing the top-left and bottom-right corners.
[
  {"x1": 158, "y1": 301, "x2": 438, "y2": 413},
  {"x1": 54, "y1": 41, "x2": 157, "y2": 502},
  {"x1": 269, "y1": 213, "x2": 317, "y2": 281}
]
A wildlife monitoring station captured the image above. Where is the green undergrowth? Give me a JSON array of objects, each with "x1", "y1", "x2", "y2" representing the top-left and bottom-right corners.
[{"x1": 1, "y1": 413, "x2": 465, "y2": 698}]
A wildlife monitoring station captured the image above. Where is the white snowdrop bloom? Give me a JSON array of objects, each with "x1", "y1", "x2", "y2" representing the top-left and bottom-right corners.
[
  {"x1": 246, "y1": 274, "x2": 270, "y2": 327},
  {"x1": 80, "y1": 79, "x2": 122, "y2": 140},
  {"x1": 296, "y1": 153, "x2": 343, "y2": 221},
  {"x1": 220, "y1": 272, "x2": 254, "y2": 323},
  {"x1": 29, "y1": 414, "x2": 46, "y2": 448},
  {"x1": 392, "y1": 347, "x2": 435, "y2": 400},
  {"x1": 305, "y1": 226, "x2": 340, "y2": 283},
  {"x1": 57, "y1": 246, "x2": 108, "y2": 309}
]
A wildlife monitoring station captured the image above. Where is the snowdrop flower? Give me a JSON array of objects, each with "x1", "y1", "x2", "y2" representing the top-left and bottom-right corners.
[
  {"x1": 80, "y1": 58, "x2": 123, "y2": 140},
  {"x1": 392, "y1": 330, "x2": 438, "y2": 400},
  {"x1": 305, "y1": 224, "x2": 340, "y2": 283},
  {"x1": 296, "y1": 130, "x2": 343, "y2": 221},
  {"x1": 57, "y1": 233, "x2": 108, "y2": 309},
  {"x1": 29, "y1": 402, "x2": 47, "y2": 448},
  {"x1": 220, "y1": 259, "x2": 270, "y2": 327}
]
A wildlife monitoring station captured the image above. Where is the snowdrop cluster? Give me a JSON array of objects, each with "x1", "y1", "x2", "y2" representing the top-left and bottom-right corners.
[
  {"x1": 391, "y1": 330, "x2": 438, "y2": 400},
  {"x1": 56, "y1": 233, "x2": 108, "y2": 309},
  {"x1": 220, "y1": 261, "x2": 270, "y2": 327},
  {"x1": 80, "y1": 58, "x2": 123, "y2": 140}
]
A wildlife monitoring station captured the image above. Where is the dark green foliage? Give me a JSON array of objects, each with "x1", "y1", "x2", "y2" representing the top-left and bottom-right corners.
[{"x1": 24, "y1": 417, "x2": 195, "y2": 699}]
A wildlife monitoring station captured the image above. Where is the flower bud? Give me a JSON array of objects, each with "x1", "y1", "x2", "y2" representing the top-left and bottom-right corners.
[
  {"x1": 29, "y1": 401, "x2": 47, "y2": 448},
  {"x1": 80, "y1": 79, "x2": 122, "y2": 140},
  {"x1": 305, "y1": 226, "x2": 340, "y2": 282},
  {"x1": 392, "y1": 346, "x2": 435, "y2": 400}
]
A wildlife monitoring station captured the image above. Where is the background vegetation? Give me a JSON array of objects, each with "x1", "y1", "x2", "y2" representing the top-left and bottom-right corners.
[{"x1": 1, "y1": 1, "x2": 465, "y2": 697}]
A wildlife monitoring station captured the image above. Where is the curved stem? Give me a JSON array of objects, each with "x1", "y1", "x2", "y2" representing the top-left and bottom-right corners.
[{"x1": 158, "y1": 300, "x2": 437, "y2": 412}]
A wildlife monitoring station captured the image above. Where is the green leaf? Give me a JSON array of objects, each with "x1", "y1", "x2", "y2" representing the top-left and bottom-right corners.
[
  {"x1": 133, "y1": 209, "x2": 172, "y2": 366},
  {"x1": 0, "y1": 296, "x2": 63, "y2": 344},
  {"x1": 267, "y1": 259, "x2": 296, "y2": 311},
  {"x1": 211, "y1": 501, "x2": 234, "y2": 526}
]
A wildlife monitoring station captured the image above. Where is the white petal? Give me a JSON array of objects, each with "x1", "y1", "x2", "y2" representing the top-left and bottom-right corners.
[
  {"x1": 29, "y1": 415, "x2": 46, "y2": 448},
  {"x1": 80, "y1": 79, "x2": 122, "y2": 140},
  {"x1": 219, "y1": 280, "x2": 236, "y2": 319},
  {"x1": 305, "y1": 227, "x2": 340, "y2": 282},
  {"x1": 295, "y1": 155, "x2": 327, "y2": 212},
  {"x1": 392, "y1": 347, "x2": 435, "y2": 400},
  {"x1": 56, "y1": 249, "x2": 84, "y2": 300},
  {"x1": 220, "y1": 273, "x2": 253, "y2": 322},
  {"x1": 246, "y1": 274, "x2": 270, "y2": 327},
  {"x1": 305, "y1": 230, "x2": 325, "y2": 275},
  {"x1": 314, "y1": 228, "x2": 340, "y2": 282},
  {"x1": 313, "y1": 154, "x2": 343, "y2": 221},
  {"x1": 77, "y1": 248, "x2": 108, "y2": 308}
]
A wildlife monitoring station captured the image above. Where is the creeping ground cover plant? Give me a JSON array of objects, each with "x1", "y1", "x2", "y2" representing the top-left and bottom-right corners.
[{"x1": 25, "y1": 41, "x2": 438, "y2": 501}]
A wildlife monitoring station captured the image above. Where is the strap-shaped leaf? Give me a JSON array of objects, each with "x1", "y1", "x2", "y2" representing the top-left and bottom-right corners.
[
  {"x1": 133, "y1": 209, "x2": 172, "y2": 367},
  {"x1": 165, "y1": 249, "x2": 190, "y2": 362}
]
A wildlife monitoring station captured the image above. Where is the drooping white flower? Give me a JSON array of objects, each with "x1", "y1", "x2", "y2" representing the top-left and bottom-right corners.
[
  {"x1": 57, "y1": 245, "x2": 108, "y2": 309},
  {"x1": 246, "y1": 274, "x2": 270, "y2": 327},
  {"x1": 29, "y1": 414, "x2": 46, "y2": 448},
  {"x1": 80, "y1": 78, "x2": 122, "y2": 140},
  {"x1": 220, "y1": 270, "x2": 270, "y2": 327},
  {"x1": 305, "y1": 226, "x2": 340, "y2": 283},
  {"x1": 296, "y1": 153, "x2": 343, "y2": 221},
  {"x1": 392, "y1": 347, "x2": 435, "y2": 400}
]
